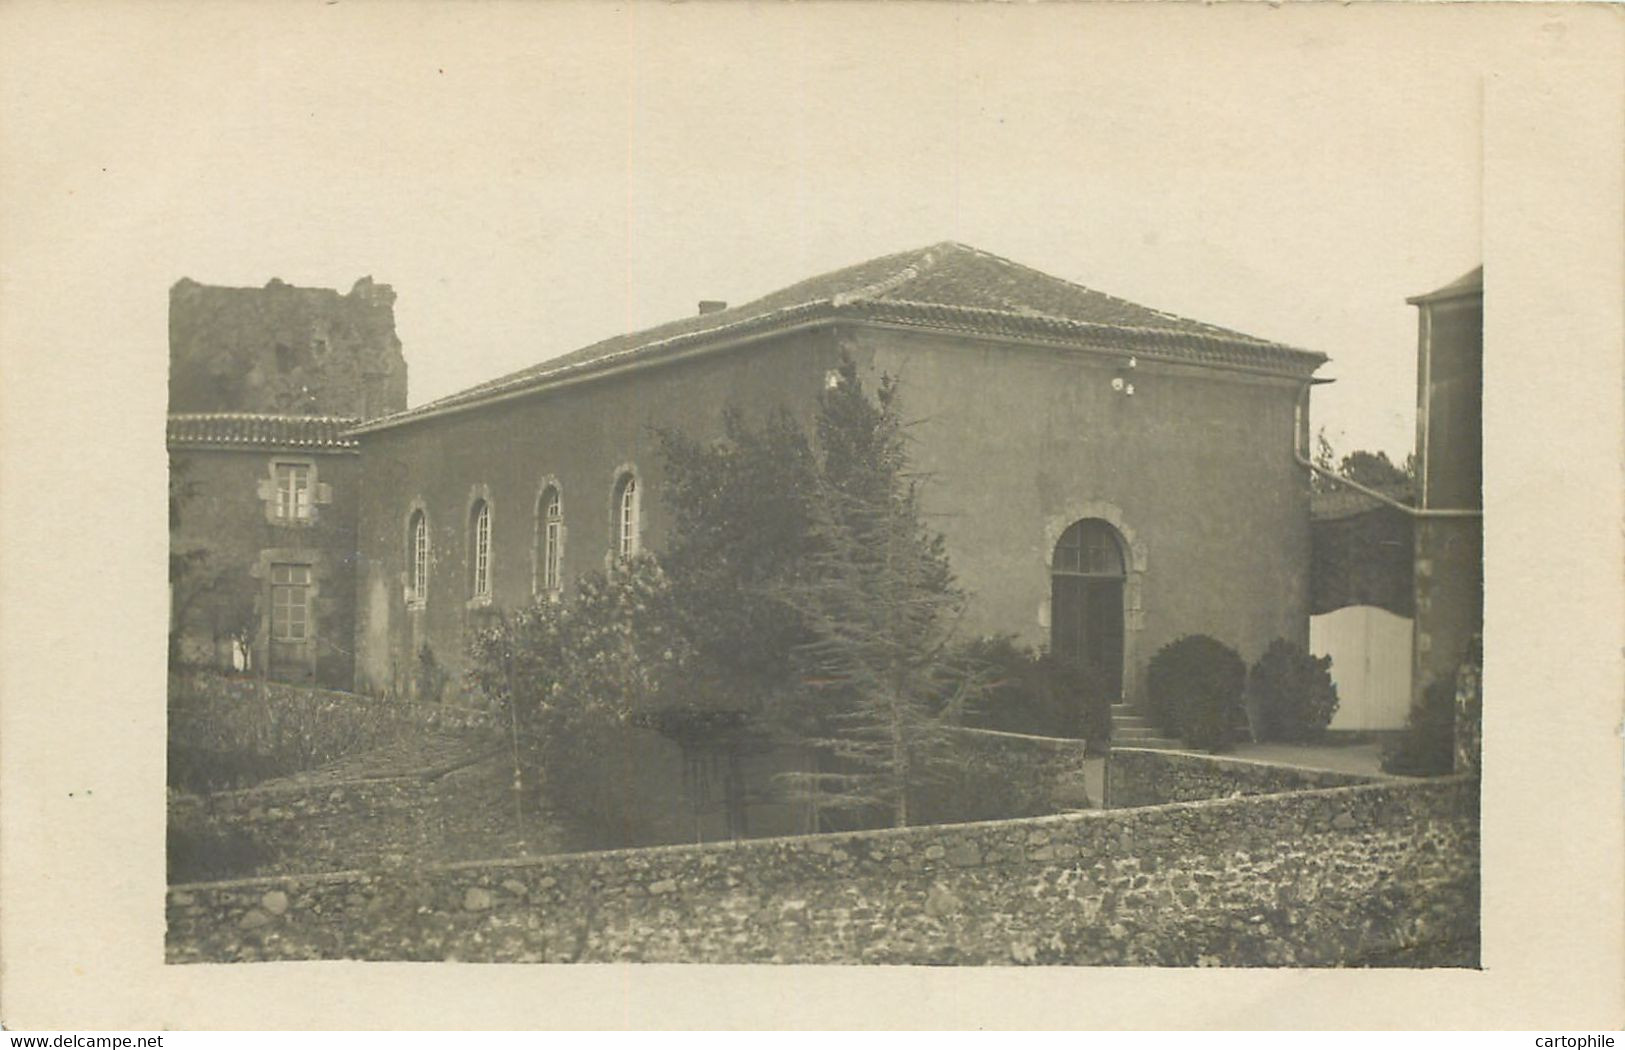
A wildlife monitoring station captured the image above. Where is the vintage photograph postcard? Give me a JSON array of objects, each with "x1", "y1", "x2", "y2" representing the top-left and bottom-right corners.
[{"x1": 1, "y1": 0, "x2": 1620, "y2": 1031}]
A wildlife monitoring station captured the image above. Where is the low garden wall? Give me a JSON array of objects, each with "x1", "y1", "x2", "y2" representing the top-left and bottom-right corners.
[
  {"x1": 530, "y1": 725, "x2": 1098, "y2": 850},
  {"x1": 166, "y1": 752, "x2": 538, "y2": 882},
  {"x1": 171, "y1": 670, "x2": 499, "y2": 735},
  {"x1": 167, "y1": 722, "x2": 1099, "y2": 887},
  {"x1": 168, "y1": 670, "x2": 499, "y2": 794},
  {"x1": 920, "y1": 728, "x2": 1097, "y2": 823},
  {"x1": 1105, "y1": 747, "x2": 1376, "y2": 808},
  {"x1": 167, "y1": 774, "x2": 1478, "y2": 966}
]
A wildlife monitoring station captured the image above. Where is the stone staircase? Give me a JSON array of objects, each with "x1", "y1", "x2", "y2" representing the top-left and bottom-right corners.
[{"x1": 1109, "y1": 704, "x2": 1184, "y2": 750}]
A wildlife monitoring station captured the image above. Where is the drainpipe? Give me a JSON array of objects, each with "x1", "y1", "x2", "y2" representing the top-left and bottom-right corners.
[
  {"x1": 1294, "y1": 380, "x2": 1480, "y2": 519},
  {"x1": 1295, "y1": 450, "x2": 1480, "y2": 518}
]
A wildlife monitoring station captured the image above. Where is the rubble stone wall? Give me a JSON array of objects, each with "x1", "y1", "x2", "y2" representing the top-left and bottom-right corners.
[
  {"x1": 1105, "y1": 747, "x2": 1375, "y2": 808},
  {"x1": 168, "y1": 776, "x2": 1479, "y2": 967}
]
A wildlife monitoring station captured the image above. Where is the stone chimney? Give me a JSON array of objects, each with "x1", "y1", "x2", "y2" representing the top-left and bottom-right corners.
[{"x1": 698, "y1": 300, "x2": 728, "y2": 316}]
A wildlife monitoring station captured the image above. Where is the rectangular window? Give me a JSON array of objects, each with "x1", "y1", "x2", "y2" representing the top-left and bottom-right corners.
[
  {"x1": 274, "y1": 463, "x2": 312, "y2": 522},
  {"x1": 270, "y1": 564, "x2": 312, "y2": 641}
]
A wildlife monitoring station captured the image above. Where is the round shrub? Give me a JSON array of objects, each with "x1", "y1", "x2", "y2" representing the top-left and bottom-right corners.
[
  {"x1": 953, "y1": 636, "x2": 1115, "y2": 752},
  {"x1": 1247, "y1": 639, "x2": 1340, "y2": 742},
  {"x1": 1145, "y1": 634, "x2": 1247, "y2": 752},
  {"x1": 955, "y1": 636, "x2": 1067, "y2": 737}
]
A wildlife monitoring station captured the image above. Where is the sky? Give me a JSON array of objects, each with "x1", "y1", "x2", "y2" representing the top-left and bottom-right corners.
[{"x1": 8, "y1": 2, "x2": 1488, "y2": 461}]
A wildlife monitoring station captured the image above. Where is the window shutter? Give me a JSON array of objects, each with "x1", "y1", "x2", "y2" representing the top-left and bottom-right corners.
[
  {"x1": 256, "y1": 478, "x2": 275, "y2": 502},
  {"x1": 315, "y1": 482, "x2": 333, "y2": 505}
]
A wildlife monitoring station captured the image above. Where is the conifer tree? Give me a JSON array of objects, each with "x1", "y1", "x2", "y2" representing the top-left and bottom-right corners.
[{"x1": 780, "y1": 357, "x2": 976, "y2": 827}]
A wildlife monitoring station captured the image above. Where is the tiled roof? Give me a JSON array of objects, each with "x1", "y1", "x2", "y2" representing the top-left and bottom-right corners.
[
  {"x1": 167, "y1": 413, "x2": 361, "y2": 450},
  {"x1": 360, "y1": 242, "x2": 1326, "y2": 432},
  {"x1": 1408, "y1": 266, "x2": 1482, "y2": 305},
  {"x1": 1311, "y1": 483, "x2": 1415, "y2": 521}
]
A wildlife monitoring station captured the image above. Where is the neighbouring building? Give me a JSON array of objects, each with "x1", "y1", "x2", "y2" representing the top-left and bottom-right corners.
[
  {"x1": 349, "y1": 243, "x2": 1327, "y2": 719},
  {"x1": 1297, "y1": 266, "x2": 1482, "y2": 739},
  {"x1": 167, "y1": 277, "x2": 408, "y2": 687},
  {"x1": 1407, "y1": 267, "x2": 1484, "y2": 702}
]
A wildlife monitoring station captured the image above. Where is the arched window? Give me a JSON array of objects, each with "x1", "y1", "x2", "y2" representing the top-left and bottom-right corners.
[
  {"x1": 1052, "y1": 519, "x2": 1126, "y2": 577},
  {"x1": 537, "y1": 485, "x2": 563, "y2": 595},
  {"x1": 408, "y1": 511, "x2": 429, "y2": 605},
  {"x1": 470, "y1": 499, "x2": 491, "y2": 599},
  {"x1": 613, "y1": 472, "x2": 640, "y2": 559}
]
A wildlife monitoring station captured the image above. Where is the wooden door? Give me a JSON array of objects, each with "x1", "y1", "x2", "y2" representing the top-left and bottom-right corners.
[
  {"x1": 268, "y1": 563, "x2": 313, "y2": 681},
  {"x1": 1051, "y1": 519, "x2": 1128, "y2": 702},
  {"x1": 1051, "y1": 575, "x2": 1125, "y2": 700}
]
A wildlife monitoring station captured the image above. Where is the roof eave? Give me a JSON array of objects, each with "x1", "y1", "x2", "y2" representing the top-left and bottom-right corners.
[
  {"x1": 349, "y1": 310, "x2": 841, "y2": 436},
  {"x1": 166, "y1": 440, "x2": 360, "y2": 453},
  {"x1": 1407, "y1": 267, "x2": 1484, "y2": 306}
]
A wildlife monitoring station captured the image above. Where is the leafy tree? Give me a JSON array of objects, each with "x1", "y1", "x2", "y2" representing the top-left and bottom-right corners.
[
  {"x1": 776, "y1": 358, "x2": 978, "y2": 828},
  {"x1": 466, "y1": 555, "x2": 697, "y2": 844},
  {"x1": 169, "y1": 455, "x2": 258, "y2": 670},
  {"x1": 1312, "y1": 430, "x2": 1416, "y2": 494},
  {"x1": 1339, "y1": 449, "x2": 1413, "y2": 489}
]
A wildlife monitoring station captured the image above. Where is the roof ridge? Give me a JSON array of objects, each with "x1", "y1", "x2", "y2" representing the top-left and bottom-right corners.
[
  {"x1": 871, "y1": 296, "x2": 1300, "y2": 350},
  {"x1": 832, "y1": 264, "x2": 920, "y2": 306},
  {"x1": 838, "y1": 240, "x2": 973, "y2": 301},
  {"x1": 931, "y1": 242, "x2": 1277, "y2": 342}
]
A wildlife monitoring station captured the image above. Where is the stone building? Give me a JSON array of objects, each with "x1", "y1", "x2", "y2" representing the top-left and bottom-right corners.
[
  {"x1": 349, "y1": 243, "x2": 1328, "y2": 712},
  {"x1": 1406, "y1": 267, "x2": 1483, "y2": 700},
  {"x1": 167, "y1": 277, "x2": 408, "y2": 687}
]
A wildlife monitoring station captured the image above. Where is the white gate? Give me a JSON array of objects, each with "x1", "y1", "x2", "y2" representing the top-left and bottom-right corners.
[{"x1": 1310, "y1": 605, "x2": 1414, "y2": 731}]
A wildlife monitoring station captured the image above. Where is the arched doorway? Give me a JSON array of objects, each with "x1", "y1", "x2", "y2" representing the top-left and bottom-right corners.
[{"x1": 1050, "y1": 518, "x2": 1127, "y2": 701}]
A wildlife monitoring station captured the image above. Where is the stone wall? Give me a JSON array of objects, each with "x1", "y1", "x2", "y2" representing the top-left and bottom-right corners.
[
  {"x1": 170, "y1": 772, "x2": 448, "y2": 879},
  {"x1": 165, "y1": 748, "x2": 562, "y2": 884},
  {"x1": 169, "y1": 721, "x2": 1096, "y2": 886},
  {"x1": 171, "y1": 670, "x2": 498, "y2": 742},
  {"x1": 1105, "y1": 747, "x2": 1375, "y2": 808},
  {"x1": 168, "y1": 775, "x2": 1478, "y2": 967}
]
